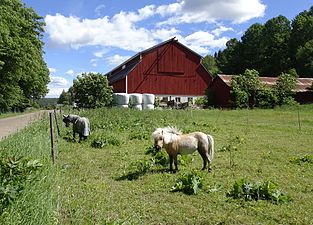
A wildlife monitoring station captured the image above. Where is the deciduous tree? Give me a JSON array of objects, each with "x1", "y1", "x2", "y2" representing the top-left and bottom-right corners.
[{"x1": 72, "y1": 73, "x2": 113, "y2": 108}]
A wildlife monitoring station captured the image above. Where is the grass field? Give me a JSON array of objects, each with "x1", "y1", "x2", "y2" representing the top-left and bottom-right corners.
[{"x1": 1, "y1": 106, "x2": 313, "y2": 224}]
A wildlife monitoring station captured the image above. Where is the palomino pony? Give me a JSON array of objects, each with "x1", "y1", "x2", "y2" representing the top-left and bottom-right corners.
[
  {"x1": 63, "y1": 114, "x2": 90, "y2": 142},
  {"x1": 152, "y1": 127, "x2": 214, "y2": 172}
]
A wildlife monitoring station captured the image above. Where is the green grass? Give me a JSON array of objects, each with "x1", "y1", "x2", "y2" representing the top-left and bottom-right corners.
[
  {"x1": 0, "y1": 114, "x2": 57, "y2": 224},
  {"x1": 56, "y1": 106, "x2": 313, "y2": 224},
  {"x1": 1, "y1": 106, "x2": 313, "y2": 224}
]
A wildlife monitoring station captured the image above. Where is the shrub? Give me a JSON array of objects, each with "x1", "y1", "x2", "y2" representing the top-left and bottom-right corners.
[
  {"x1": 255, "y1": 86, "x2": 277, "y2": 108},
  {"x1": 171, "y1": 171, "x2": 204, "y2": 195},
  {"x1": 129, "y1": 130, "x2": 150, "y2": 140},
  {"x1": 145, "y1": 146, "x2": 168, "y2": 166},
  {"x1": 91, "y1": 135, "x2": 121, "y2": 148},
  {"x1": 122, "y1": 159, "x2": 154, "y2": 180},
  {"x1": 290, "y1": 155, "x2": 313, "y2": 165},
  {"x1": 227, "y1": 179, "x2": 292, "y2": 204},
  {"x1": 0, "y1": 156, "x2": 43, "y2": 212}
]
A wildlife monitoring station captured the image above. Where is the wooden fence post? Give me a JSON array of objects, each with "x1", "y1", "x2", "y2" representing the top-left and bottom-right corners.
[
  {"x1": 49, "y1": 112, "x2": 55, "y2": 164},
  {"x1": 54, "y1": 109, "x2": 60, "y2": 137}
]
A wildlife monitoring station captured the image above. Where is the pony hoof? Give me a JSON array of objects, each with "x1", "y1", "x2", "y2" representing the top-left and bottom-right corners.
[{"x1": 208, "y1": 168, "x2": 212, "y2": 173}]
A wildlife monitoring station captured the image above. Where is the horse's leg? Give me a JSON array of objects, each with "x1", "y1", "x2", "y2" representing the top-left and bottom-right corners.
[
  {"x1": 205, "y1": 152, "x2": 212, "y2": 172},
  {"x1": 73, "y1": 132, "x2": 76, "y2": 142},
  {"x1": 173, "y1": 155, "x2": 178, "y2": 171},
  {"x1": 169, "y1": 156, "x2": 174, "y2": 171},
  {"x1": 78, "y1": 134, "x2": 82, "y2": 143},
  {"x1": 198, "y1": 151, "x2": 207, "y2": 170}
]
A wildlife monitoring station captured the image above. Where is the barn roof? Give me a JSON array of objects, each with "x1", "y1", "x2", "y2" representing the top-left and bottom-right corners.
[
  {"x1": 217, "y1": 74, "x2": 313, "y2": 92},
  {"x1": 106, "y1": 37, "x2": 203, "y2": 83}
]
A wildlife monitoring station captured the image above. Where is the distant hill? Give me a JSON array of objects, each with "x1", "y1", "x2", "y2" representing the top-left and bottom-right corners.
[{"x1": 37, "y1": 98, "x2": 58, "y2": 107}]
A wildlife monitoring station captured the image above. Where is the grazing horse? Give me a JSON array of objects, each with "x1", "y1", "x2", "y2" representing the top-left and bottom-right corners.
[
  {"x1": 63, "y1": 114, "x2": 90, "y2": 142},
  {"x1": 152, "y1": 127, "x2": 214, "y2": 172}
]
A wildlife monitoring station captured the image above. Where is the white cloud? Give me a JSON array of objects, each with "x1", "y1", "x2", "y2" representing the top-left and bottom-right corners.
[
  {"x1": 65, "y1": 69, "x2": 75, "y2": 76},
  {"x1": 152, "y1": 28, "x2": 180, "y2": 41},
  {"x1": 212, "y1": 26, "x2": 234, "y2": 37},
  {"x1": 49, "y1": 76, "x2": 69, "y2": 87},
  {"x1": 106, "y1": 54, "x2": 131, "y2": 65},
  {"x1": 45, "y1": 0, "x2": 265, "y2": 59},
  {"x1": 94, "y1": 49, "x2": 108, "y2": 58},
  {"x1": 45, "y1": 9, "x2": 157, "y2": 51},
  {"x1": 46, "y1": 76, "x2": 70, "y2": 98},
  {"x1": 90, "y1": 59, "x2": 98, "y2": 67},
  {"x1": 49, "y1": 67, "x2": 57, "y2": 74},
  {"x1": 157, "y1": 0, "x2": 266, "y2": 25},
  {"x1": 46, "y1": 87, "x2": 69, "y2": 98},
  {"x1": 178, "y1": 31, "x2": 229, "y2": 55}
]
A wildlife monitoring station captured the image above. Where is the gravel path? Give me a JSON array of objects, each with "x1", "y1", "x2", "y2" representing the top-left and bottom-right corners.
[{"x1": 0, "y1": 111, "x2": 47, "y2": 140}]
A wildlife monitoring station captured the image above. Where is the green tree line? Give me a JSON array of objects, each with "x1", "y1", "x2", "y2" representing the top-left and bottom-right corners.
[
  {"x1": 0, "y1": 0, "x2": 49, "y2": 112},
  {"x1": 202, "y1": 6, "x2": 313, "y2": 78}
]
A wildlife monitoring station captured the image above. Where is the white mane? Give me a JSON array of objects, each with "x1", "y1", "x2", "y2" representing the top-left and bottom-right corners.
[{"x1": 152, "y1": 127, "x2": 182, "y2": 144}]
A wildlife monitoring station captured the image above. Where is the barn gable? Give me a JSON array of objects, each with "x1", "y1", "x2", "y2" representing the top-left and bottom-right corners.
[{"x1": 106, "y1": 38, "x2": 213, "y2": 100}]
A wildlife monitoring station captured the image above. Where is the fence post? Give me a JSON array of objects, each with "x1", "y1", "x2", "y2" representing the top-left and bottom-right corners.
[
  {"x1": 297, "y1": 105, "x2": 301, "y2": 131},
  {"x1": 54, "y1": 109, "x2": 60, "y2": 137},
  {"x1": 49, "y1": 112, "x2": 55, "y2": 164}
]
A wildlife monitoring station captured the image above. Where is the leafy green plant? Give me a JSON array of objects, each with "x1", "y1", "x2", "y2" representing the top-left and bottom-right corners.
[
  {"x1": 290, "y1": 155, "x2": 313, "y2": 165},
  {"x1": 129, "y1": 130, "x2": 150, "y2": 140},
  {"x1": 0, "y1": 156, "x2": 43, "y2": 212},
  {"x1": 91, "y1": 135, "x2": 121, "y2": 148},
  {"x1": 171, "y1": 171, "x2": 204, "y2": 195},
  {"x1": 227, "y1": 179, "x2": 292, "y2": 204},
  {"x1": 121, "y1": 159, "x2": 154, "y2": 180}
]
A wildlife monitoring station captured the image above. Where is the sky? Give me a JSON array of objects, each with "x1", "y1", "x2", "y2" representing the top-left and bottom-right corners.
[{"x1": 21, "y1": 0, "x2": 313, "y2": 98}]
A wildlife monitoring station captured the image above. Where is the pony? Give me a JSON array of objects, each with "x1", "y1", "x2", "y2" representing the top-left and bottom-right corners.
[
  {"x1": 62, "y1": 114, "x2": 90, "y2": 142},
  {"x1": 152, "y1": 127, "x2": 214, "y2": 172}
]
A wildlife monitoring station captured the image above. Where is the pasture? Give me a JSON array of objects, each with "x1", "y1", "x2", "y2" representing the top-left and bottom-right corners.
[{"x1": 0, "y1": 106, "x2": 313, "y2": 224}]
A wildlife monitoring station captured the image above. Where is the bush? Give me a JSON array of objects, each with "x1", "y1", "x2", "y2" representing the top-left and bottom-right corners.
[
  {"x1": 91, "y1": 135, "x2": 121, "y2": 148},
  {"x1": 0, "y1": 156, "x2": 42, "y2": 212},
  {"x1": 171, "y1": 171, "x2": 204, "y2": 195},
  {"x1": 227, "y1": 179, "x2": 292, "y2": 204},
  {"x1": 290, "y1": 155, "x2": 313, "y2": 165},
  {"x1": 255, "y1": 86, "x2": 277, "y2": 108}
]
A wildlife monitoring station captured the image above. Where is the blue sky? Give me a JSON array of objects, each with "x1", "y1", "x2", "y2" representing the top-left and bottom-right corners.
[{"x1": 21, "y1": 0, "x2": 312, "y2": 98}]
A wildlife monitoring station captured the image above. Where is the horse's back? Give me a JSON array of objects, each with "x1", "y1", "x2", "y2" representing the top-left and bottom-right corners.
[{"x1": 74, "y1": 117, "x2": 90, "y2": 136}]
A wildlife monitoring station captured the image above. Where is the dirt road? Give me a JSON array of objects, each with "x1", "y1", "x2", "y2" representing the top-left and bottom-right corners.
[{"x1": 0, "y1": 111, "x2": 47, "y2": 140}]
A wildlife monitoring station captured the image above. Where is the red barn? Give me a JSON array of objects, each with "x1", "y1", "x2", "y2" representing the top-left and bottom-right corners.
[{"x1": 106, "y1": 38, "x2": 213, "y2": 103}]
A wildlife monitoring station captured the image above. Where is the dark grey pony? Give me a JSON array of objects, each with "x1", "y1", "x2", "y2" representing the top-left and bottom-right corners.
[{"x1": 63, "y1": 114, "x2": 90, "y2": 142}]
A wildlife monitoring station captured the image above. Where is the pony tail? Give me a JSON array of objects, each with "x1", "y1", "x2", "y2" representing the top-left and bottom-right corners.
[{"x1": 207, "y1": 134, "x2": 214, "y2": 162}]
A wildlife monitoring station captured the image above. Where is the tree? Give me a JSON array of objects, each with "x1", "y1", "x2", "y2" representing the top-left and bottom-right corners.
[
  {"x1": 216, "y1": 38, "x2": 243, "y2": 74},
  {"x1": 201, "y1": 55, "x2": 220, "y2": 76},
  {"x1": 0, "y1": 0, "x2": 49, "y2": 111},
  {"x1": 230, "y1": 69, "x2": 261, "y2": 108},
  {"x1": 295, "y1": 39, "x2": 313, "y2": 77},
  {"x1": 290, "y1": 6, "x2": 313, "y2": 73},
  {"x1": 240, "y1": 23, "x2": 264, "y2": 72},
  {"x1": 57, "y1": 90, "x2": 71, "y2": 105},
  {"x1": 260, "y1": 15, "x2": 292, "y2": 75},
  {"x1": 274, "y1": 72, "x2": 297, "y2": 105},
  {"x1": 72, "y1": 73, "x2": 113, "y2": 108}
]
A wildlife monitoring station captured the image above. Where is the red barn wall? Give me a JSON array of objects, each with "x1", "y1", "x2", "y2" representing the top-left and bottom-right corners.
[
  {"x1": 209, "y1": 77, "x2": 231, "y2": 107},
  {"x1": 126, "y1": 42, "x2": 212, "y2": 96},
  {"x1": 295, "y1": 91, "x2": 313, "y2": 104},
  {"x1": 112, "y1": 78, "x2": 126, "y2": 93}
]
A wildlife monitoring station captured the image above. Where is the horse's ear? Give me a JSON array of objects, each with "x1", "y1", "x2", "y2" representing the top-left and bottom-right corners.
[
  {"x1": 63, "y1": 114, "x2": 66, "y2": 118},
  {"x1": 161, "y1": 130, "x2": 163, "y2": 135}
]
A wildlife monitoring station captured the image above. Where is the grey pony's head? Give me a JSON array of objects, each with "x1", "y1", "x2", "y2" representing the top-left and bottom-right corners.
[{"x1": 63, "y1": 114, "x2": 78, "y2": 127}]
